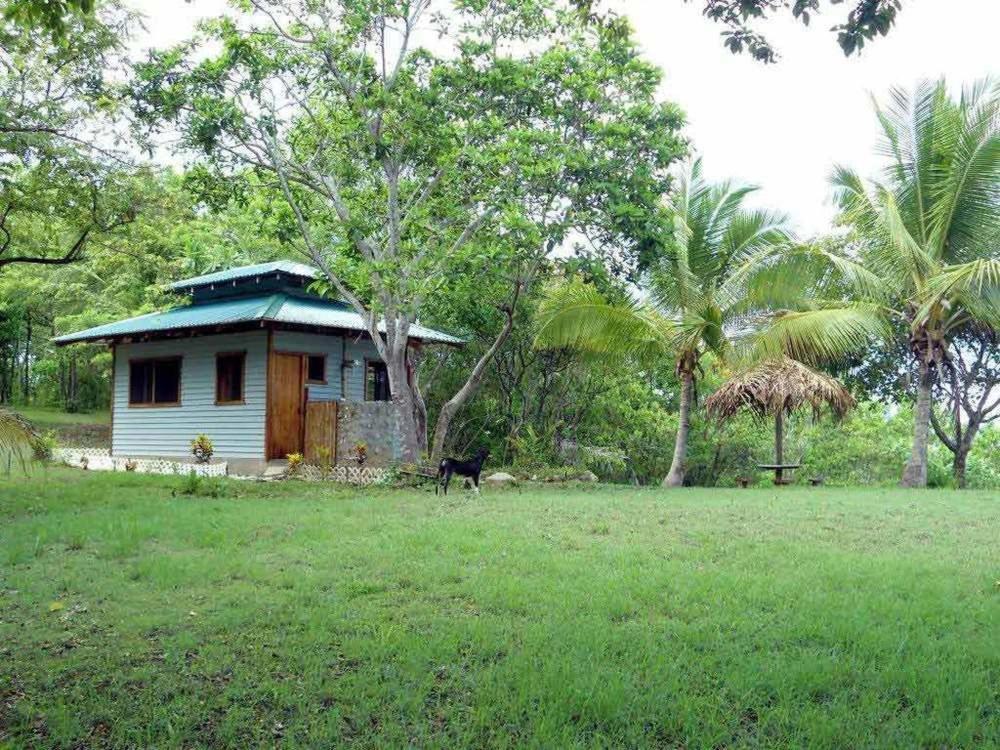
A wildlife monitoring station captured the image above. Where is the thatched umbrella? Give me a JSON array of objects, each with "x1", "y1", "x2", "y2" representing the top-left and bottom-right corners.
[{"x1": 705, "y1": 357, "x2": 855, "y2": 479}]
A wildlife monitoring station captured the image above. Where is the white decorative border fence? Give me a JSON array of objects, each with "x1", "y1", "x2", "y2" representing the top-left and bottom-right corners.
[
  {"x1": 53, "y1": 448, "x2": 227, "y2": 477},
  {"x1": 296, "y1": 464, "x2": 390, "y2": 485},
  {"x1": 53, "y1": 447, "x2": 389, "y2": 485}
]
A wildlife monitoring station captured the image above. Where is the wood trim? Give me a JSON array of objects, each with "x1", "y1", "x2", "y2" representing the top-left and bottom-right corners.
[
  {"x1": 214, "y1": 350, "x2": 247, "y2": 405},
  {"x1": 126, "y1": 356, "x2": 183, "y2": 407},
  {"x1": 363, "y1": 357, "x2": 390, "y2": 402},
  {"x1": 266, "y1": 350, "x2": 306, "y2": 460},
  {"x1": 305, "y1": 353, "x2": 327, "y2": 385}
]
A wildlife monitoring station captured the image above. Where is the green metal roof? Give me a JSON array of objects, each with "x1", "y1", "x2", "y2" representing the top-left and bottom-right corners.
[
  {"x1": 53, "y1": 292, "x2": 464, "y2": 346},
  {"x1": 170, "y1": 261, "x2": 319, "y2": 291}
]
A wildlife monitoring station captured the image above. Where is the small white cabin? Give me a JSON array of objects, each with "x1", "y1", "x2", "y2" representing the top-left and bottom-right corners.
[{"x1": 54, "y1": 261, "x2": 461, "y2": 474}]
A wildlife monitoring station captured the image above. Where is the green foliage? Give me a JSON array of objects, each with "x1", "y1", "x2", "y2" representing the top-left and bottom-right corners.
[
  {"x1": 0, "y1": 3, "x2": 142, "y2": 271},
  {"x1": 177, "y1": 470, "x2": 232, "y2": 498},
  {"x1": 2, "y1": 0, "x2": 95, "y2": 37},
  {"x1": 285, "y1": 452, "x2": 304, "y2": 475},
  {"x1": 190, "y1": 434, "x2": 214, "y2": 464},
  {"x1": 177, "y1": 469, "x2": 202, "y2": 496},
  {"x1": 684, "y1": 0, "x2": 903, "y2": 62},
  {"x1": 33, "y1": 429, "x2": 58, "y2": 462},
  {"x1": 966, "y1": 427, "x2": 1000, "y2": 490}
]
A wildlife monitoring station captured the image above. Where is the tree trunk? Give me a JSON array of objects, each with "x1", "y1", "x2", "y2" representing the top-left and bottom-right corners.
[
  {"x1": 953, "y1": 447, "x2": 968, "y2": 489},
  {"x1": 430, "y1": 303, "x2": 516, "y2": 462},
  {"x1": 22, "y1": 312, "x2": 31, "y2": 403},
  {"x1": 662, "y1": 366, "x2": 694, "y2": 487},
  {"x1": 385, "y1": 353, "x2": 421, "y2": 464},
  {"x1": 774, "y1": 410, "x2": 784, "y2": 465},
  {"x1": 901, "y1": 358, "x2": 932, "y2": 488}
]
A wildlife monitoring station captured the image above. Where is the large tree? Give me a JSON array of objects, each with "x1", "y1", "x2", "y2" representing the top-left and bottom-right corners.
[
  {"x1": 0, "y1": 2, "x2": 143, "y2": 457},
  {"x1": 746, "y1": 80, "x2": 1000, "y2": 487},
  {"x1": 535, "y1": 158, "x2": 789, "y2": 486},
  {"x1": 133, "y1": 0, "x2": 683, "y2": 462},
  {"x1": 0, "y1": 3, "x2": 142, "y2": 271},
  {"x1": 929, "y1": 325, "x2": 1000, "y2": 488}
]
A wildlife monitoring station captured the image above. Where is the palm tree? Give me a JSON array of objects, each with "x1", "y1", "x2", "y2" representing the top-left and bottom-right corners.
[
  {"x1": 746, "y1": 79, "x2": 1000, "y2": 487},
  {"x1": 535, "y1": 159, "x2": 789, "y2": 486},
  {"x1": 0, "y1": 408, "x2": 38, "y2": 470}
]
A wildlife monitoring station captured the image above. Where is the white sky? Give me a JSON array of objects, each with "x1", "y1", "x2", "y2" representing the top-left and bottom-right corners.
[{"x1": 128, "y1": 0, "x2": 1000, "y2": 237}]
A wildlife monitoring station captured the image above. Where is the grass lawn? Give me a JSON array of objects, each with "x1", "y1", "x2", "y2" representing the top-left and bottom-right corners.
[
  {"x1": 12, "y1": 407, "x2": 111, "y2": 449},
  {"x1": 1, "y1": 470, "x2": 998, "y2": 748}
]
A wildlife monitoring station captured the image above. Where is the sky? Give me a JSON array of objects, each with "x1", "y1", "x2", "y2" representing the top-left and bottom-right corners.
[{"x1": 128, "y1": 0, "x2": 1000, "y2": 237}]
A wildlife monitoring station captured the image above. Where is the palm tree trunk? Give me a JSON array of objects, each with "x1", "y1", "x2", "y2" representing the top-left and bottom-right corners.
[
  {"x1": 901, "y1": 358, "x2": 932, "y2": 488},
  {"x1": 663, "y1": 367, "x2": 693, "y2": 487}
]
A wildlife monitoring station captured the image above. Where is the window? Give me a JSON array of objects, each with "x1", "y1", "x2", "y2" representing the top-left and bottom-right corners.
[
  {"x1": 129, "y1": 358, "x2": 181, "y2": 406},
  {"x1": 216, "y1": 352, "x2": 246, "y2": 404},
  {"x1": 365, "y1": 360, "x2": 390, "y2": 401},
  {"x1": 306, "y1": 354, "x2": 326, "y2": 384}
]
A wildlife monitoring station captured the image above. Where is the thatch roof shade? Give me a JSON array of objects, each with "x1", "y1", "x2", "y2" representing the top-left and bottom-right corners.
[{"x1": 705, "y1": 357, "x2": 855, "y2": 422}]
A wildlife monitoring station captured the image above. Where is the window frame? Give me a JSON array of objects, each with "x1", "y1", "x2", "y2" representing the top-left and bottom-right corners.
[
  {"x1": 364, "y1": 358, "x2": 391, "y2": 402},
  {"x1": 215, "y1": 350, "x2": 247, "y2": 406},
  {"x1": 127, "y1": 356, "x2": 183, "y2": 408},
  {"x1": 305, "y1": 354, "x2": 327, "y2": 385}
]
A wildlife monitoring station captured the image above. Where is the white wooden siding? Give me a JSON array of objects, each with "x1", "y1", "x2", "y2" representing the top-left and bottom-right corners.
[{"x1": 112, "y1": 331, "x2": 267, "y2": 459}]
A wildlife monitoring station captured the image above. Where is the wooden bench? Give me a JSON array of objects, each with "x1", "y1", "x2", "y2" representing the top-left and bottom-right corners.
[
  {"x1": 398, "y1": 463, "x2": 440, "y2": 489},
  {"x1": 757, "y1": 463, "x2": 802, "y2": 486}
]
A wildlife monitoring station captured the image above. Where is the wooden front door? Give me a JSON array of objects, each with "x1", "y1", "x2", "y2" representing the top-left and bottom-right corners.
[{"x1": 268, "y1": 352, "x2": 304, "y2": 459}]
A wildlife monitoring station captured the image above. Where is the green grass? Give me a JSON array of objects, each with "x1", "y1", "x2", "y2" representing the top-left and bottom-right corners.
[
  {"x1": 11, "y1": 406, "x2": 111, "y2": 449},
  {"x1": 12, "y1": 406, "x2": 110, "y2": 428},
  {"x1": 1, "y1": 469, "x2": 998, "y2": 748}
]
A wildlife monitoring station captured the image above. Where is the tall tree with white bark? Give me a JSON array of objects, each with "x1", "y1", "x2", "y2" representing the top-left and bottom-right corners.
[{"x1": 133, "y1": 0, "x2": 684, "y2": 461}]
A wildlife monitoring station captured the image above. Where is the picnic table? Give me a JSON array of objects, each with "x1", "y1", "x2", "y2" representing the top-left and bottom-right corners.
[{"x1": 757, "y1": 463, "x2": 802, "y2": 485}]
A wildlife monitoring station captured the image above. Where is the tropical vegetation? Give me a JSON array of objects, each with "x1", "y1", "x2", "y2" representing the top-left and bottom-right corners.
[{"x1": 0, "y1": 0, "x2": 995, "y2": 490}]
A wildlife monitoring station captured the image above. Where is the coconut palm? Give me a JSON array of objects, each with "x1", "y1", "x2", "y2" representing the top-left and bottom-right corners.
[
  {"x1": 535, "y1": 159, "x2": 789, "y2": 486},
  {"x1": 744, "y1": 79, "x2": 1000, "y2": 487}
]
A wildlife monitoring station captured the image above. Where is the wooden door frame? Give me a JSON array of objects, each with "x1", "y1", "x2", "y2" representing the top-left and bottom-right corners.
[{"x1": 266, "y1": 349, "x2": 308, "y2": 460}]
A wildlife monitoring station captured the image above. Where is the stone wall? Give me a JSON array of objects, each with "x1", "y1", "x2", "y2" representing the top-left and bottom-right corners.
[{"x1": 336, "y1": 401, "x2": 405, "y2": 467}]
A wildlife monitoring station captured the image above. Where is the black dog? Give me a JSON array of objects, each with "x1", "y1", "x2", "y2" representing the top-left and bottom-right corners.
[{"x1": 436, "y1": 448, "x2": 489, "y2": 495}]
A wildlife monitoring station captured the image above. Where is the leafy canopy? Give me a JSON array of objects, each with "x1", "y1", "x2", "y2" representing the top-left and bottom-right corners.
[
  {"x1": 536, "y1": 158, "x2": 790, "y2": 369},
  {"x1": 745, "y1": 79, "x2": 1000, "y2": 365}
]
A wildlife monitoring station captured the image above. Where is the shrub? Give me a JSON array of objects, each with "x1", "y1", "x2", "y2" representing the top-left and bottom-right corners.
[
  {"x1": 353, "y1": 442, "x2": 368, "y2": 466},
  {"x1": 286, "y1": 452, "x2": 304, "y2": 476},
  {"x1": 178, "y1": 470, "x2": 231, "y2": 497},
  {"x1": 32, "y1": 430, "x2": 58, "y2": 462},
  {"x1": 178, "y1": 470, "x2": 202, "y2": 495},
  {"x1": 313, "y1": 445, "x2": 333, "y2": 477},
  {"x1": 190, "y1": 434, "x2": 214, "y2": 464}
]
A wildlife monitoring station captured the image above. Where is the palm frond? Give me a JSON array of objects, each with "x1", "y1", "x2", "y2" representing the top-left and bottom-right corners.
[
  {"x1": 720, "y1": 242, "x2": 890, "y2": 314},
  {"x1": 0, "y1": 409, "x2": 39, "y2": 470},
  {"x1": 872, "y1": 190, "x2": 937, "y2": 288},
  {"x1": 748, "y1": 305, "x2": 892, "y2": 365},
  {"x1": 926, "y1": 78, "x2": 1000, "y2": 260},
  {"x1": 534, "y1": 281, "x2": 674, "y2": 364},
  {"x1": 916, "y1": 258, "x2": 1000, "y2": 329}
]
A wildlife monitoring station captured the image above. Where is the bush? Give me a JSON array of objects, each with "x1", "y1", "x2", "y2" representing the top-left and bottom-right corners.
[
  {"x1": 177, "y1": 470, "x2": 232, "y2": 497},
  {"x1": 190, "y1": 434, "x2": 214, "y2": 464},
  {"x1": 286, "y1": 452, "x2": 304, "y2": 476},
  {"x1": 32, "y1": 430, "x2": 58, "y2": 462},
  {"x1": 965, "y1": 426, "x2": 1000, "y2": 489}
]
